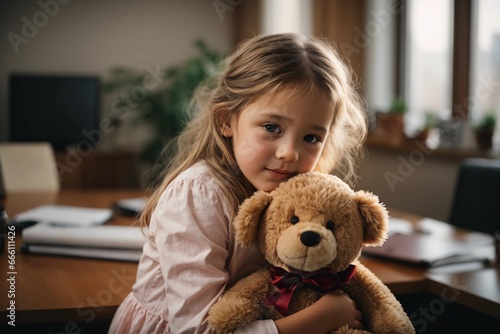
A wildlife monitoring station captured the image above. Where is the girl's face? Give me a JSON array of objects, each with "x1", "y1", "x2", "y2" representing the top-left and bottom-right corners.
[{"x1": 223, "y1": 87, "x2": 334, "y2": 192}]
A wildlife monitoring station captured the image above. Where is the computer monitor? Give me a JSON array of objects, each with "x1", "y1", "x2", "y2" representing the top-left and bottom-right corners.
[{"x1": 9, "y1": 74, "x2": 100, "y2": 150}]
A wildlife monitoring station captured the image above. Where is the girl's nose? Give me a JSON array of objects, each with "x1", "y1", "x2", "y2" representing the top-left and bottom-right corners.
[{"x1": 276, "y1": 139, "x2": 299, "y2": 161}]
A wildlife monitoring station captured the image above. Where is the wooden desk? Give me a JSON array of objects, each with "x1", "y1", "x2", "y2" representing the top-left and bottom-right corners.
[
  {"x1": 426, "y1": 266, "x2": 500, "y2": 319},
  {"x1": 362, "y1": 212, "x2": 499, "y2": 320},
  {"x1": 0, "y1": 190, "x2": 146, "y2": 328},
  {"x1": 1, "y1": 191, "x2": 499, "y2": 331}
]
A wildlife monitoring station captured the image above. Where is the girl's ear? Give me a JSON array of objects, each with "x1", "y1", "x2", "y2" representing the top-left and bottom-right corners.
[
  {"x1": 220, "y1": 110, "x2": 237, "y2": 138},
  {"x1": 234, "y1": 190, "x2": 272, "y2": 247},
  {"x1": 354, "y1": 190, "x2": 389, "y2": 246},
  {"x1": 221, "y1": 123, "x2": 232, "y2": 137}
]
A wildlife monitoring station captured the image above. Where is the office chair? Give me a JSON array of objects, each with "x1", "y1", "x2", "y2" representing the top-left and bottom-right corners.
[
  {"x1": 448, "y1": 158, "x2": 500, "y2": 235},
  {"x1": 0, "y1": 142, "x2": 60, "y2": 195}
]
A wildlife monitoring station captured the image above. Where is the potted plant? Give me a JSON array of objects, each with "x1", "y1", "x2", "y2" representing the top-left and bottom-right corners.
[
  {"x1": 389, "y1": 98, "x2": 407, "y2": 115},
  {"x1": 412, "y1": 111, "x2": 439, "y2": 143},
  {"x1": 374, "y1": 98, "x2": 407, "y2": 145},
  {"x1": 102, "y1": 40, "x2": 223, "y2": 165},
  {"x1": 474, "y1": 113, "x2": 496, "y2": 150}
]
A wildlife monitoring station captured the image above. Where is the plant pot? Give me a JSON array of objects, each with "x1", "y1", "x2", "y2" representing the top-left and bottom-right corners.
[
  {"x1": 375, "y1": 113, "x2": 406, "y2": 145},
  {"x1": 474, "y1": 129, "x2": 494, "y2": 150},
  {"x1": 412, "y1": 128, "x2": 430, "y2": 143}
]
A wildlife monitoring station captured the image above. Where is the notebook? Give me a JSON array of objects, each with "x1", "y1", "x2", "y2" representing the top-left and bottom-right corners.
[
  {"x1": 22, "y1": 224, "x2": 146, "y2": 249},
  {"x1": 21, "y1": 224, "x2": 146, "y2": 262},
  {"x1": 21, "y1": 244, "x2": 143, "y2": 262},
  {"x1": 362, "y1": 233, "x2": 491, "y2": 267}
]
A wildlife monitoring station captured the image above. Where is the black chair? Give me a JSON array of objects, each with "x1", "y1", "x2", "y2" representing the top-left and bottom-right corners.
[{"x1": 448, "y1": 158, "x2": 500, "y2": 235}]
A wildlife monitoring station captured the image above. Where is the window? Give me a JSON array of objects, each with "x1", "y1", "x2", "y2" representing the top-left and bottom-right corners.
[
  {"x1": 470, "y1": 0, "x2": 500, "y2": 126},
  {"x1": 262, "y1": 0, "x2": 311, "y2": 35},
  {"x1": 364, "y1": 0, "x2": 500, "y2": 149},
  {"x1": 404, "y1": 0, "x2": 454, "y2": 134}
]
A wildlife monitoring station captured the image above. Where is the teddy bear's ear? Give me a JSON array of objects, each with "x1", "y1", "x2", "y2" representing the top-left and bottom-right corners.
[
  {"x1": 354, "y1": 190, "x2": 389, "y2": 246},
  {"x1": 234, "y1": 190, "x2": 272, "y2": 247}
]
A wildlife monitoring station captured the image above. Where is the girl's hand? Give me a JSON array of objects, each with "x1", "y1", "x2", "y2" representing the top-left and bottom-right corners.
[
  {"x1": 274, "y1": 290, "x2": 363, "y2": 334},
  {"x1": 316, "y1": 290, "x2": 364, "y2": 330}
]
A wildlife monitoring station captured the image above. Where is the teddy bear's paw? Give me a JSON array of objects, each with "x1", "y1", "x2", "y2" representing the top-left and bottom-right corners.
[
  {"x1": 367, "y1": 305, "x2": 416, "y2": 334},
  {"x1": 331, "y1": 325, "x2": 372, "y2": 334},
  {"x1": 207, "y1": 297, "x2": 261, "y2": 334}
]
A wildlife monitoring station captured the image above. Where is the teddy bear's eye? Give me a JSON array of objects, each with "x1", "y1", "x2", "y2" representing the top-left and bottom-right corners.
[
  {"x1": 326, "y1": 220, "x2": 335, "y2": 231},
  {"x1": 291, "y1": 215, "x2": 299, "y2": 225}
]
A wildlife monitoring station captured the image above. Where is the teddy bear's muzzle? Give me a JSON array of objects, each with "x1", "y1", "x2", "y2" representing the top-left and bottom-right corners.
[{"x1": 277, "y1": 224, "x2": 338, "y2": 271}]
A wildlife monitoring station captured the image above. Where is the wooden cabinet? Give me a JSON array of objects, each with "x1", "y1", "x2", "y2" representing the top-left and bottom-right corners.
[{"x1": 55, "y1": 150, "x2": 140, "y2": 189}]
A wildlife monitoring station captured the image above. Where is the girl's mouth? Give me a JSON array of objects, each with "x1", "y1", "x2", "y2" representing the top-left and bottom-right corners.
[{"x1": 265, "y1": 168, "x2": 295, "y2": 180}]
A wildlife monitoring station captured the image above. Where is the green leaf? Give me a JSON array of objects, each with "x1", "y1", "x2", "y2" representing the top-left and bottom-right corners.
[{"x1": 103, "y1": 39, "x2": 223, "y2": 163}]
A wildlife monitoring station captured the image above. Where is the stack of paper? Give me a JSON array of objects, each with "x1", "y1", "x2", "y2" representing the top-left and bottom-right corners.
[
  {"x1": 15, "y1": 204, "x2": 113, "y2": 226},
  {"x1": 21, "y1": 224, "x2": 146, "y2": 261},
  {"x1": 17, "y1": 205, "x2": 146, "y2": 261}
]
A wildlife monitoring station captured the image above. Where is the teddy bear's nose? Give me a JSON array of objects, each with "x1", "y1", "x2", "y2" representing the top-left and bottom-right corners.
[{"x1": 300, "y1": 231, "x2": 321, "y2": 247}]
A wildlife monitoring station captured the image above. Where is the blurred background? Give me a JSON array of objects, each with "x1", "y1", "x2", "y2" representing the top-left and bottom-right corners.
[{"x1": 1, "y1": 0, "x2": 499, "y2": 222}]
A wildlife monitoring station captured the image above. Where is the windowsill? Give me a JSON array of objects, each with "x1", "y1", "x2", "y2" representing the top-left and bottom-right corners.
[{"x1": 365, "y1": 134, "x2": 500, "y2": 160}]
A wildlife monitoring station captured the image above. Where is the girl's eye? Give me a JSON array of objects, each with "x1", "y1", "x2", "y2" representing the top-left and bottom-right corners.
[
  {"x1": 291, "y1": 215, "x2": 299, "y2": 224},
  {"x1": 326, "y1": 220, "x2": 335, "y2": 231},
  {"x1": 263, "y1": 124, "x2": 280, "y2": 134},
  {"x1": 304, "y1": 134, "x2": 320, "y2": 144}
]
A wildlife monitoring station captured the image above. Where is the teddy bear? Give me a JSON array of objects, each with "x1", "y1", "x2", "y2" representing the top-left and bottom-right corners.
[{"x1": 207, "y1": 172, "x2": 415, "y2": 334}]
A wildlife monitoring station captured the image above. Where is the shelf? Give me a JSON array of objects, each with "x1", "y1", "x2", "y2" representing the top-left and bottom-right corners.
[{"x1": 365, "y1": 135, "x2": 499, "y2": 161}]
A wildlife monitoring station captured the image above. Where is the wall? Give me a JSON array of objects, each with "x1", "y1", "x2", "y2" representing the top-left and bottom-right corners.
[
  {"x1": 357, "y1": 147, "x2": 461, "y2": 221},
  {"x1": 0, "y1": 0, "x2": 234, "y2": 151}
]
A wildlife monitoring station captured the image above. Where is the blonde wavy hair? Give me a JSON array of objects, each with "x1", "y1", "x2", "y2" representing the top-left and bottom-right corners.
[{"x1": 140, "y1": 33, "x2": 367, "y2": 227}]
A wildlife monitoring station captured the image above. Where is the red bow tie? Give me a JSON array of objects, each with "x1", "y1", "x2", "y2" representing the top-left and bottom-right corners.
[{"x1": 265, "y1": 264, "x2": 356, "y2": 316}]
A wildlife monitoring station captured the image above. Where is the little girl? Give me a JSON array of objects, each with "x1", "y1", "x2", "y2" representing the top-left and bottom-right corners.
[{"x1": 109, "y1": 33, "x2": 367, "y2": 334}]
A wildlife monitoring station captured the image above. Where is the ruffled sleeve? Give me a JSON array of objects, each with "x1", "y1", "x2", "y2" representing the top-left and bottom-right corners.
[{"x1": 153, "y1": 176, "x2": 230, "y2": 333}]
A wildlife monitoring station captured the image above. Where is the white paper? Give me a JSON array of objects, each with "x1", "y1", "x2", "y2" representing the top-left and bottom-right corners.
[
  {"x1": 22, "y1": 224, "x2": 146, "y2": 249},
  {"x1": 23, "y1": 243, "x2": 142, "y2": 262},
  {"x1": 116, "y1": 198, "x2": 147, "y2": 213},
  {"x1": 387, "y1": 216, "x2": 414, "y2": 235},
  {"x1": 14, "y1": 205, "x2": 113, "y2": 226}
]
